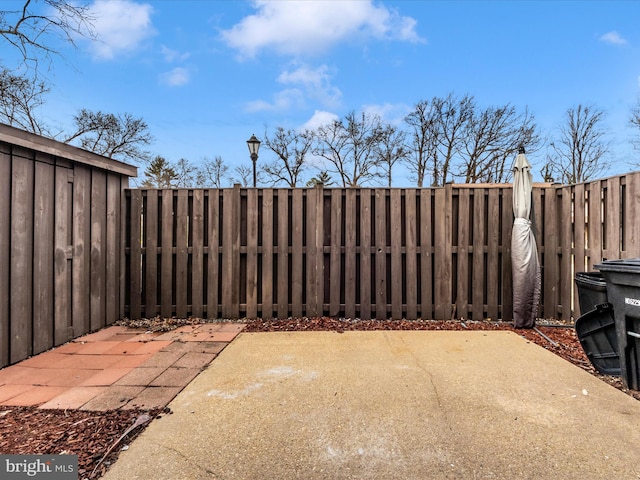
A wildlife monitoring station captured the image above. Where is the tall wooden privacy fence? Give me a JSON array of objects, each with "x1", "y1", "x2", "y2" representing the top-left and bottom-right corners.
[
  {"x1": 123, "y1": 173, "x2": 640, "y2": 322},
  {"x1": 0, "y1": 124, "x2": 135, "y2": 368}
]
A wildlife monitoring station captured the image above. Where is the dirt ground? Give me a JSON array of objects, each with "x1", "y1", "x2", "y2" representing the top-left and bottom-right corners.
[{"x1": 1, "y1": 318, "x2": 638, "y2": 480}]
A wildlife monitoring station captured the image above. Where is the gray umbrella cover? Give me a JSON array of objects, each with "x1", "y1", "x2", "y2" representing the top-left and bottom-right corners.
[{"x1": 511, "y1": 152, "x2": 541, "y2": 328}]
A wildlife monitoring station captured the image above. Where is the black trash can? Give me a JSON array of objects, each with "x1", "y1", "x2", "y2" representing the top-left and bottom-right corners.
[
  {"x1": 574, "y1": 303, "x2": 620, "y2": 376},
  {"x1": 595, "y1": 259, "x2": 640, "y2": 390},
  {"x1": 575, "y1": 271, "x2": 608, "y2": 315}
]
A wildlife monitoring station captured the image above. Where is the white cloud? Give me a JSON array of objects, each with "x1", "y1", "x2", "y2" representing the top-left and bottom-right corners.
[
  {"x1": 301, "y1": 110, "x2": 339, "y2": 131},
  {"x1": 87, "y1": 0, "x2": 155, "y2": 59},
  {"x1": 220, "y1": 0, "x2": 424, "y2": 59},
  {"x1": 245, "y1": 88, "x2": 305, "y2": 112},
  {"x1": 278, "y1": 64, "x2": 342, "y2": 108},
  {"x1": 159, "y1": 67, "x2": 190, "y2": 87},
  {"x1": 599, "y1": 31, "x2": 627, "y2": 46},
  {"x1": 363, "y1": 102, "x2": 411, "y2": 125},
  {"x1": 161, "y1": 45, "x2": 191, "y2": 63}
]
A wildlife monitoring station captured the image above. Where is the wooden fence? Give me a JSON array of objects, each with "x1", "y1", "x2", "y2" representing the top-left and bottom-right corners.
[
  {"x1": 123, "y1": 173, "x2": 640, "y2": 322},
  {"x1": 0, "y1": 124, "x2": 136, "y2": 367}
]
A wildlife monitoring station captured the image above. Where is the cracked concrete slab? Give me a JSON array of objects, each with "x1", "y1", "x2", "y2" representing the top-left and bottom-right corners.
[{"x1": 102, "y1": 331, "x2": 640, "y2": 479}]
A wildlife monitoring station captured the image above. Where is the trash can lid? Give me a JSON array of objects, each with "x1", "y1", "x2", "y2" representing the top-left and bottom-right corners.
[{"x1": 595, "y1": 258, "x2": 640, "y2": 273}]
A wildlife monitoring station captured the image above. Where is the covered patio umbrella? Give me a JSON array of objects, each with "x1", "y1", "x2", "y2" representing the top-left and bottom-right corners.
[{"x1": 511, "y1": 146, "x2": 541, "y2": 328}]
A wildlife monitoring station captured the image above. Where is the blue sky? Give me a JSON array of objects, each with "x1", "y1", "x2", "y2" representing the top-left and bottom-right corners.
[{"x1": 3, "y1": 0, "x2": 640, "y2": 186}]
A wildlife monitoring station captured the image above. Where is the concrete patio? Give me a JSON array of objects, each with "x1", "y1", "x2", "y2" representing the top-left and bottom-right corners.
[{"x1": 101, "y1": 330, "x2": 640, "y2": 479}]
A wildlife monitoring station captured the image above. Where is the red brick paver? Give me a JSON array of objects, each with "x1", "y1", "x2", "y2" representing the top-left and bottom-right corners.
[{"x1": 0, "y1": 323, "x2": 244, "y2": 411}]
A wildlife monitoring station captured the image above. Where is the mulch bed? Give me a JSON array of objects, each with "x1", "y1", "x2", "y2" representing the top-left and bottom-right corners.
[{"x1": 1, "y1": 317, "x2": 638, "y2": 479}]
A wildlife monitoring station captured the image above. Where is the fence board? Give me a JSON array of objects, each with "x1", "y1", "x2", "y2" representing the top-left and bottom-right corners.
[
  {"x1": 105, "y1": 174, "x2": 121, "y2": 326},
  {"x1": 246, "y1": 189, "x2": 259, "y2": 319},
  {"x1": 175, "y1": 190, "x2": 189, "y2": 317},
  {"x1": 486, "y1": 189, "x2": 499, "y2": 320},
  {"x1": 0, "y1": 148, "x2": 10, "y2": 367},
  {"x1": 90, "y1": 171, "x2": 107, "y2": 331},
  {"x1": 604, "y1": 177, "x2": 621, "y2": 261},
  {"x1": 375, "y1": 189, "x2": 387, "y2": 319},
  {"x1": 405, "y1": 190, "x2": 417, "y2": 320},
  {"x1": 559, "y1": 188, "x2": 573, "y2": 320},
  {"x1": 144, "y1": 190, "x2": 158, "y2": 318},
  {"x1": 291, "y1": 190, "x2": 304, "y2": 318},
  {"x1": 542, "y1": 187, "x2": 558, "y2": 319},
  {"x1": 360, "y1": 190, "x2": 372, "y2": 320},
  {"x1": 472, "y1": 189, "x2": 485, "y2": 320},
  {"x1": 192, "y1": 190, "x2": 204, "y2": 317},
  {"x1": 128, "y1": 190, "x2": 142, "y2": 320},
  {"x1": 390, "y1": 190, "x2": 402, "y2": 319},
  {"x1": 434, "y1": 187, "x2": 452, "y2": 319},
  {"x1": 72, "y1": 167, "x2": 90, "y2": 335},
  {"x1": 456, "y1": 188, "x2": 470, "y2": 319},
  {"x1": 624, "y1": 173, "x2": 640, "y2": 256},
  {"x1": 277, "y1": 190, "x2": 289, "y2": 318},
  {"x1": 329, "y1": 189, "x2": 342, "y2": 316},
  {"x1": 501, "y1": 187, "x2": 513, "y2": 322},
  {"x1": 33, "y1": 160, "x2": 55, "y2": 354},
  {"x1": 54, "y1": 165, "x2": 72, "y2": 344},
  {"x1": 161, "y1": 190, "x2": 174, "y2": 318},
  {"x1": 207, "y1": 190, "x2": 220, "y2": 318},
  {"x1": 10, "y1": 154, "x2": 34, "y2": 362},
  {"x1": 262, "y1": 190, "x2": 274, "y2": 318},
  {"x1": 420, "y1": 189, "x2": 433, "y2": 319},
  {"x1": 587, "y1": 181, "x2": 603, "y2": 270}
]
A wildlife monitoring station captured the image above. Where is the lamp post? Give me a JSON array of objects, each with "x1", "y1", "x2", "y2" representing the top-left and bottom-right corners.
[{"x1": 246, "y1": 134, "x2": 261, "y2": 188}]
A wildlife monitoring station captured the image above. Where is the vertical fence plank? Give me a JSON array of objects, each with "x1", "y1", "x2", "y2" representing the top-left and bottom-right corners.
[
  {"x1": 144, "y1": 190, "x2": 158, "y2": 318},
  {"x1": 390, "y1": 189, "x2": 402, "y2": 319},
  {"x1": 90, "y1": 171, "x2": 107, "y2": 331},
  {"x1": 291, "y1": 190, "x2": 304, "y2": 318},
  {"x1": 420, "y1": 189, "x2": 433, "y2": 319},
  {"x1": 375, "y1": 189, "x2": 387, "y2": 319},
  {"x1": 105, "y1": 175, "x2": 121, "y2": 325},
  {"x1": 33, "y1": 160, "x2": 55, "y2": 354},
  {"x1": 277, "y1": 190, "x2": 289, "y2": 318},
  {"x1": 329, "y1": 189, "x2": 342, "y2": 317},
  {"x1": 587, "y1": 181, "x2": 603, "y2": 270},
  {"x1": 560, "y1": 188, "x2": 573, "y2": 321},
  {"x1": 0, "y1": 146, "x2": 11, "y2": 367},
  {"x1": 246, "y1": 189, "x2": 258, "y2": 319},
  {"x1": 434, "y1": 186, "x2": 452, "y2": 319},
  {"x1": 10, "y1": 154, "x2": 34, "y2": 362},
  {"x1": 472, "y1": 189, "x2": 485, "y2": 321},
  {"x1": 192, "y1": 190, "x2": 204, "y2": 317},
  {"x1": 573, "y1": 183, "x2": 586, "y2": 318},
  {"x1": 344, "y1": 190, "x2": 357, "y2": 319},
  {"x1": 55, "y1": 165, "x2": 73, "y2": 343},
  {"x1": 624, "y1": 173, "x2": 640, "y2": 257},
  {"x1": 604, "y1": 177, "x2": 621, "y2": 261},
  {"x1": 161, "y1": 190, "x2": 174, "y2": 318},
  {"x1": 360, "y1": 190, "x2": 372, "y2": 320},
  {"x1": 456, "y1": 188, "x2": 470, "y2": 319},
  {"x1": 261, "y1": 190, "x2": 274, "y2": 319},
  {"x1": 486, "y1": 189, "x2": 499, "y2": 320},
  {"x1": 541, "y1": 187, "x2": 559, "y2": 319},
  {"x1": 175, "y1": 190, "x2": 189, "y2": 317},
  {"x1": 405, "y1": 190, "x2": 417, "y2": 320},
  {"x1": 207, "y1": 190, "x2": 219, "y2": 318},
  {"x1": 72, "y1": 167, "x2": 90, "y2": 334},
  {"x1": 129, "y1": 190, "x2": 142, "y2": 320},
  {"x1": 501, "y1": 187, "x2": 513, "y2": 322}
]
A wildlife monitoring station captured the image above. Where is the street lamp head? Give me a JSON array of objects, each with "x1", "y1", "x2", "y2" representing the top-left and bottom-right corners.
[{"x1": 246, "y1": 134, "x2": 261, "y2": 159}]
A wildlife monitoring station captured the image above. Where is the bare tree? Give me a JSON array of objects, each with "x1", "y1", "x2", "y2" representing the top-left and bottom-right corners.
[
  {"x1": 173, "y1": 158, "x2": 198, "y2": 187},
  {"x1": 261, "y1": 126, "x2": 313, "y2": 187},
  {"x1": 199, "y1": 156, "x2": 229, "y2": 188},
  {"x1": 63, "y1": 109, "x2": 153, "y2": 163},
  {"x1": 232, "y1": 165, "x2": 253, "y2": 187},
  {"x1": 376, "y1": 123, "x2": 409, "y2": 187},
  {"x1": 631, "y1": 98, "x2": 640, "y2": 152},
  {"x1": 0, "y1": 67, "x2": 49, "y2": 134},
  {"x1": 142, "y1": 156, "x2": 177, "y2": 188},
  {"x1": 314, "y1": 111, "x2": 383, "y2": 187},
  {"x1": 0, "y1": 0, "x2": 94, "y2": 72},
  {"x1": 459, "y1": 103, "x2": 540, "y2": 183},
  {"x1": 546, "y1": 104, "x2": 610, "y2": 184},
  {"x1": 404, "y1": 99, "x2": 439, "y2": 187}
]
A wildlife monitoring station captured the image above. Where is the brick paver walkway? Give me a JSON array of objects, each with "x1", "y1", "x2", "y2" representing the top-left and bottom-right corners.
[{"x1": 0, "y1": 323, "x2": 244, "y2": 411}]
